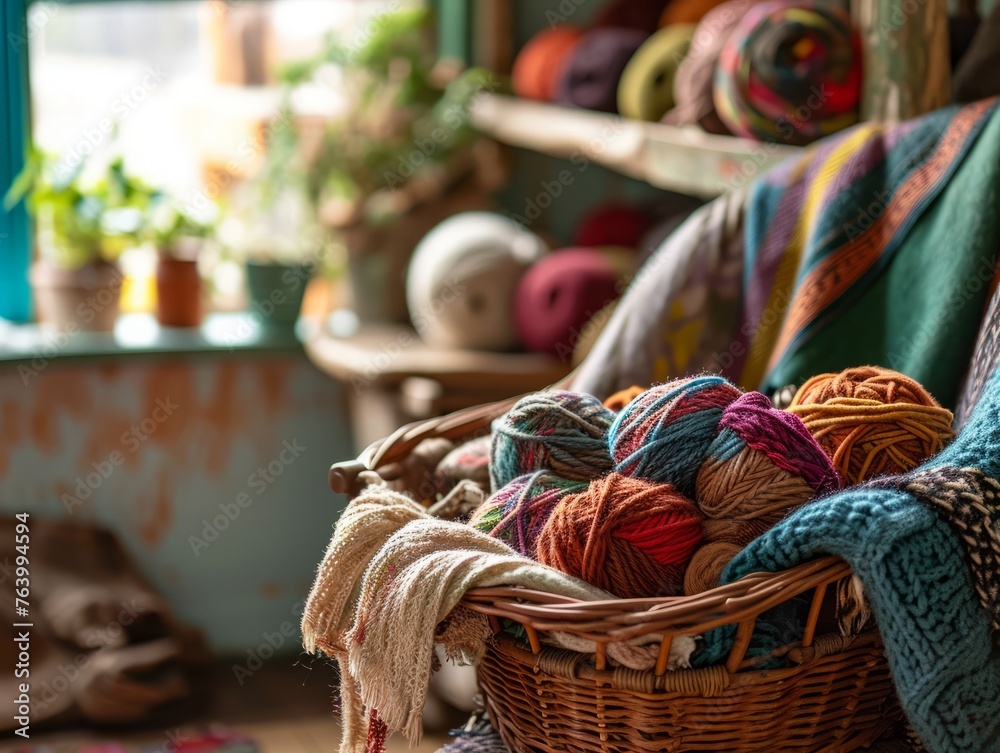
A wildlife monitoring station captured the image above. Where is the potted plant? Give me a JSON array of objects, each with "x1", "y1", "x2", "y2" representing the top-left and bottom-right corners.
[
  {"x1": 257, "y1": 7, "x2": 503, "y2": 323},
  {"x1": 148, "y1": 202, "x2": 214, "y2": 328},
  {"x1": 5, "y1": 151, "x2": 153, "y2": 332}
]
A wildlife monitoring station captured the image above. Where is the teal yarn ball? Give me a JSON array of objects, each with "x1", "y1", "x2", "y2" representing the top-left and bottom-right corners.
[
  {"x1": 609, "y1": 376, "x2": 742, "y2": 496},
  {"x1": 490, "y1": 391, "x2": 615, "y2": 491}
]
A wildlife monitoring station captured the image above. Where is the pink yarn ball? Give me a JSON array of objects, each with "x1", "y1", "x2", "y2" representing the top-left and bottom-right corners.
[{"x1": 514, "y1": 248, "x2": 622, "y2": 356}]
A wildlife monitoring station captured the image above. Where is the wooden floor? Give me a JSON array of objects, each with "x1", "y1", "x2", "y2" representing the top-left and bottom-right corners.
[{"x1": 2, "y1": 656, "x2": 453, "y2": 753}]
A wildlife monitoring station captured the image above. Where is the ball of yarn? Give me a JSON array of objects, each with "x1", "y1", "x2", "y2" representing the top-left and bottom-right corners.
[
  {"x1": 469, "y1": 471, "x2": 587, "y2": 558},
  {"x1": 513, "y1": 248, "x2": 623, "y2": 356},
  {"x1": 512, "y1": 26, "x2": 585, "y2": 101},
  {"x1": 406, "y1": 212, "x2": 548, "y2": 351},
  {"x1": 536, "y1": 473, "x2": 703, "y2": 599},
  {"x1": 787, "y1": 366, "x2": 957, "y2": 484},
  {"x1": 574, "y1": 203, "x2": 651, "y2": 248},
  {"x1": 713, "y1": 1, "x2": 862, "y2": 145},
  {"x1": 610, "y1": 376, "x2": 742, "y2": 496},
  {"x1": 663, "y1": 0, "x2": 750, "y2": 134},
  {"x1": 555, "y1": 29, "x2": 649, "y2": 113},
  {"x1": 594, "y1": 0, "x2": 670, "y2": 33},
  {"x1": 618, "y1": 24, "x2": 696, "y2": 121},
  {"x1": 683, "y1": 541, "x2": 741, "y2": 595},
  {"x1": 695, "y1": 390, "x2": 841, "y2": 521},
  {"x1": 490, "y1": 391, "x2": 615, "y2": 490}
]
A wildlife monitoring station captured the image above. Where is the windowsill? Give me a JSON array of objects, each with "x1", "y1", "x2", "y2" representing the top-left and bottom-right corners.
[{"x1": 0, "y1": 312, "x2": 305, "y2": 365}]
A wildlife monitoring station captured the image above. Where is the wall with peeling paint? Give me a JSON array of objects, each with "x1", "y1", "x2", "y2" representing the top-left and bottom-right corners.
[{"x1": 0, "y1": 355, "x2": 352, "y2": 652}]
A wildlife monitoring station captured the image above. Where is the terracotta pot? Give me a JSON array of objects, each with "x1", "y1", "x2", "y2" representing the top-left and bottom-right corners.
[
  {"x1": 156, "y1": 256, "x2": 203, "y2": 328},
  {"x1": 30, "y1": 259, "x2": 122, "y2": 332}
]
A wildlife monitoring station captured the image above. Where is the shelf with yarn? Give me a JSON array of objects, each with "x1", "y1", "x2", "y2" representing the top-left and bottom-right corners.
[{"x1": 469, "y1": 94, "x2": 803, "y2": 198}]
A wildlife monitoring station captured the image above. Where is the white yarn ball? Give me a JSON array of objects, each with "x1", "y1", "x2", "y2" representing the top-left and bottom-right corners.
[{"x1": 406, "y1": 212, "x2": 548, "y2": 351}]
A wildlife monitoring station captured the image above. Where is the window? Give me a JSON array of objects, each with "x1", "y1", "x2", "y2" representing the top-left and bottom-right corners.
[{"x1": 1, "y1": 0, "x2": 451, "y2": 323}]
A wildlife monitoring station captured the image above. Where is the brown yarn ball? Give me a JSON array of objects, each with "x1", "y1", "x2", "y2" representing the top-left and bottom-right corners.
[
  {"x1": 700, "y1": 517, "x2": 773, "y2": 546},
  {"x1": 696, "y1": 448, "x2": 816, "y2": 523},
  {"x1": 788, "y1": 366, "x2": 956, "y2": 484},
  {"x1": 683, "y1": 541, "x2": 741, "y2": 595},
  {"x1": 536, "y1": 473, "x2": 703, "y2": 599}
]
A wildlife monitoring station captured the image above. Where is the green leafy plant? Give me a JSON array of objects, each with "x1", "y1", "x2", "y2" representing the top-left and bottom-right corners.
[
  {"x1": 5, "y1": 148, "x2": 158, "y2": 269},
  {"x1": 259, "y1": 7, "x2": 498, "y2": 230}
]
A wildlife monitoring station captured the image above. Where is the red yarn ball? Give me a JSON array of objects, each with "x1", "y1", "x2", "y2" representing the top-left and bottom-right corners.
[
  {"x1": 536, "y1": 473, "x2": 703, "y2": 599},
  {"x1": 514, "y1": 248, "x2": 622, "y2": 356},
  {"x1": 574, "y1": 203, "x2": 652, "y2": 248},
  {"x1": 512, "y1": 26, "x2": 585, "y2": 101}
]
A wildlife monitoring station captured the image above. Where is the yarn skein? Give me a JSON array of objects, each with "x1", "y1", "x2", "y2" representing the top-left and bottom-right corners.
[
  {"x1": 695, "y1": 390, "x2": 841, "y2": 521},
  {"x1": 713, "y1": 1, "x2": 862, "y2": 145},
  {"x1": 490, "y1": 391, "x2": 616, "y2": 491},
  {"x1": 406, "y1": 212, "x2": 548, "y2": 351},
  {"x1": 610, "y1": 376, "x2": 743, "y2": 496},
  {"x1": 513, "y1": 248, "x2": 623, "y2": 356},
  {"x1": 684, "y1": 517, "x2": 774, "y2": 594},
  {"x1": 618, "y1": 24, "x2": 696, "y2": 121},
  {"x1": 555, "y1": 29, "x2": 649, "y2": 113},
  {"x1": 469, "y1": 471, "x2": 587, "y2": 558},
  {"x1": 512, "y1": 26, "x2": 585, "y2": 102},
  {"x1": 663, "y1": 0, "x2": 752, "y2": 134},
  {"x1": 536, "y1": 473, "x2": 703, "y2": 599},
  {"x1": 787, "y1": 366, "x2": 957, "y2": 484}
]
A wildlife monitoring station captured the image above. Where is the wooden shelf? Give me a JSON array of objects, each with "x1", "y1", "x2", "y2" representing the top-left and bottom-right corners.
[{"x1": 470, "y1": 94, "x2": 803, "y2": 198}]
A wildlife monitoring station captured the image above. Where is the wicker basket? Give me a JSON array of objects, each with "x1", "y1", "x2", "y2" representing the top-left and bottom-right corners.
[{"x1": 329, "y1": 396, "x2": 903, "y2": 752}]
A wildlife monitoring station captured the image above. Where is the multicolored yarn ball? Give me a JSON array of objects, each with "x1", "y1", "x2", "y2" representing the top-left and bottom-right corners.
[
  {"x1": 574, "y1": 203, "x2": 652, "y2": 248},
  {"x1": 695, "y1": 390, "x2": 841, "y2": 521},
  {"x1": 787, "y1": 366, "x2": 957, "y2": 484},
  {"x1": 594, "y1": 0, "x2": 670, "y2": 33},
  {"x1": 555, "y1": 29, "x2": 649, "y2": 113},
  {"x1": 536, "y1": 473, "x2": 703, "y2": 599},
  {"x1": 610, "y1": 376, "x2": 743, "y2": 496},
  {"x1": 469, "y1": 471, "x2": 587, "y2": 558},
  {"x1": 513, "y1": 248, "x2": 623, "y2": 356},
  {"x1": 512, "y1": 26, "x2": 585, "y2": 102},
  {"x1": 663, "y1": 0, "x2": 750, "y2": 134},
  {"x1": 490, "y1": 391, "x2": 616, "y2": 491},
  {"x1": 713, "y1": 1, "x2": 862, "y2": 145},
  {"x1": 617, "y1": 24, "x2": 696, "y2": 121}
]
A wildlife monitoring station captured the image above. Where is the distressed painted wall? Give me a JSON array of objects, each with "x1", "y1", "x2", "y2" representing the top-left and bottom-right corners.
[{"x1": 0, "y1": 355, "x2": 351, "y2": 652}]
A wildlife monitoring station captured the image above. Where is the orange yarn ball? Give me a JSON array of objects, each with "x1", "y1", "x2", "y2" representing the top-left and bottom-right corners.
[
  {"x1": 788, "y1": 366, "x2": 956, "y2": 484},
  {"x1": 536, "y1": 473, "x2": 702, "y2": 599}
]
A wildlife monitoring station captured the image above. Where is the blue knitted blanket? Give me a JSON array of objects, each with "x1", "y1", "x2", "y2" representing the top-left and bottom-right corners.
[{"x1": 699, "y1": 359, "x2": 1000, "y2": 752}]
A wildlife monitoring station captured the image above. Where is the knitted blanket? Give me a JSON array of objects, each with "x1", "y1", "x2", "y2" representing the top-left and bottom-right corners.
[
  {"x1": 575, "y1": 99, "x2": 1000, "y2": 410},
  {"x1": 699, "y1": 354, "x2": 1000, "y2": 752},
  {"x1": 302, "y1": 479, "x2": 696, "y2": 752}
]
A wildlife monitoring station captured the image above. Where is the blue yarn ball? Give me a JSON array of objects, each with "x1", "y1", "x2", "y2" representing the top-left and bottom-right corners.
[{"x1": 489, "y1": 391, "x2": 615, "y2": 491}]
